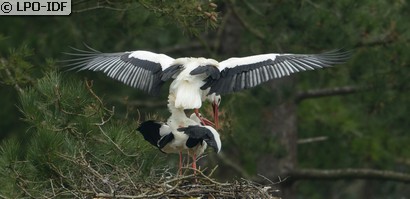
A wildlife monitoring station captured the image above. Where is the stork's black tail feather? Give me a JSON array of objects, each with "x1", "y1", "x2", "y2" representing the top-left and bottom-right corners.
[{"x1": 137, "y1": 120, "x2": 162, "y2": 147}]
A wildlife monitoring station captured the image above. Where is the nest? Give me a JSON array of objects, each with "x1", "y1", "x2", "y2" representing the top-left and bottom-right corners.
[{"x1": 89, "y1": 167, "x2": 281, "y2": 199}]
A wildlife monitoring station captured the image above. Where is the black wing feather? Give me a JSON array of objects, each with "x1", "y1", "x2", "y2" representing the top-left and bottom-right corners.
[
  {"x1": 161, "y1": 64, "x2": 183, "y2": 81},
  {"x1": 158, "y1": 133, "x2": 175, "y2": 150},
  {"x1": 190, "y1": 64, "x2": 221, "y2": 79},
  {"x1": 204, "y1": 49, "x2": 351, "y2": 95},
  {"x1": 62, "y1": 46, "x2": 173, "y2": 95},
  {"x1": 178, "y1": 126, "x2": 219, "y2": 152}
]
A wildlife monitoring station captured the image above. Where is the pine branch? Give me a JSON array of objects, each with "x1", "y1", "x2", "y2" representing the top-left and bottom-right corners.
[
  {"x1": 71, "y1": 0, "x2": 130, "y2": 13},
  {"x1": 297, "y1": 136, "x2": 328, "y2": 144},
  {"x1": 286, "y1": 168, "x2": 410, "y2": 184},
  {"x1": 396, "y1": 158, "x2": 410, "y2": 167},
  {"x1": 112, "y1": 98, "x2": 167, "y2": 108},
  {"x1": 161, "y1": 42, "x2": 207, "y2": 54},
  {"x1": 354, "y1": 37, "x2": 398, "y2": 48},
  {"x1": 295, "y1": 85, "x2": 368, "y2": 103},
  {"x1": 354, "y1": 23, "x2": 402, "y2": 48},
  {"x1": 72, "y1": 6, "x2": 128, "y2": 13},
  {"x1": 226, "y1": 0, "x2": 266, "y2": 40},
  {"x1": 0, "y1": 58, "x2": 24, "y2": 93}
]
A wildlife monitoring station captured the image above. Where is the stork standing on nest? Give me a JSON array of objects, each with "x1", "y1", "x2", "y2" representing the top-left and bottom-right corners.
[
  {"x1": 137, "y1": 111, "x2": 221, "y2": 174},
  {"x1": 64, "y1": 46, "x2": 350, "y2": 129}
]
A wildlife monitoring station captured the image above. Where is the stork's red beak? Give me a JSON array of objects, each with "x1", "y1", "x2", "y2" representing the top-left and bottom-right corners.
[
  {"x1": 201, "y1": 117, "x2": 214, "y2": 126},
  {"x1": 212, "y1": 100, "x2": 219, "y2": 129}
]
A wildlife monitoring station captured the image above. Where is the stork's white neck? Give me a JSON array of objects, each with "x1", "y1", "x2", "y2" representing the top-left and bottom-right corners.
[{"x1": 167, "y1": 94, "x2": 198, "y2": 129}]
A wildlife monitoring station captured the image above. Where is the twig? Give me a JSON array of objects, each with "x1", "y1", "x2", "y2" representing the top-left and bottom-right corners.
[
  {"x1": 396, "y1": 158, "x2": 410, "y2": 167},
  {"x1": 295, "y1": 85, "x2": 368, "y2": 103},
  {"x1": 49, "y1": 179, "x2": 56, "y2": 197},
  {"x1": 136, "y1": 108, "x2": 141, "y2": 123},
  {"x1": 297, "y1": 136, "x2": 328, "y2": 144},
  {"x1": 208, "y1": 165, "x2": 219, "y2": 177},
  {"x1": 96, "y1": 106, "x2": 115, "y2": 126},
  {"x1": 54, "y1": 82, "x2": 95, "y2": 118},
  {"x1": 85, "y1": 80, "x2": 107, "y2": 111},
  {"x1": 214, "y1": 8, "x2": 232, "y2": 52},
  {"x1": 72, "y1": 6, "x2": 128, "y2": 13},
  {"x1": 85, "y1": 80, "x2": 115, "y2": 126},
  {"x1": 257, "y1": 174, "x2": 275, "y2": 185},
  {"x1": 12, "y1": 168, "x2": 36, "y2": 198},
  {"x1": 92, "y1": 180, "x2": 181, "y2": 199},
  {"x1": 304, "y1": 0, "x2": 333, "y2": 14},
  {"x1": 0, "y1": 194, "x2": 9, "y2": 199},
  {"x1": 226, "y1": 0, "x2": 266, "y2": 40},
  {"x1": 98, "y1": 125, "x2": 139, "y2": 157},
  {"x1": 1, "y1": 58, "x2": 24, "y2": 93},
  {"x1": 354, "y1": 22, "x2": 402, "y2": 48},
  {"x1": 190, "y1": 167, "x2": 230, "y2": 186}
]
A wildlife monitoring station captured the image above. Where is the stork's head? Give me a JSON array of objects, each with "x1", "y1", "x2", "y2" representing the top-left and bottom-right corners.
[{"x1": 207, "y1": 94, "x2": 221, "y2": 129}]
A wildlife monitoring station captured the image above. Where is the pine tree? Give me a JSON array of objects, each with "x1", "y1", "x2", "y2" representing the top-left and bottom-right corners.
[{"x1": 0, "y1": 69, "x2": 163, "y2": 197}]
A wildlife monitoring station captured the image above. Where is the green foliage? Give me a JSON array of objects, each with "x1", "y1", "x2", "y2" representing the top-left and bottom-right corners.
[
  {"x1": 1, "y1": 0, "x2": 410, "y2": 198},
  {"x1": 138, "y1": 0, "x2": 219, "y2": 35},
  {"x1": 0, "y1": 70, "x2": 162, "y2": 197},
  {"x1": 0, "y1": 44, "x2": 39, "y2": 139},
  {"x1": 0, "y1": 45, "x2": 35, "y2": 88},
  {"x1": 70, "y1": 0, "x2": 218, "y2": 38}
]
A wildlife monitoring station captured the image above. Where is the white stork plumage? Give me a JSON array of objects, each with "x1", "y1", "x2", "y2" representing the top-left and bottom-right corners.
[
  {"x1": 137, "y1": 113, "x2": 221, "y2": 173},
  {"x1": 64, "y1": 46, "x2": 350, "y2": 128}
]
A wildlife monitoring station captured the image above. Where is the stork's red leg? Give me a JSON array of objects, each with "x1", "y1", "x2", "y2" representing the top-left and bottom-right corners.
[
  {"x1": 192, "y1": 153, "x2": 197, "y2": 175},
  {"x1": 179, "y1": 151, "x2": 182, "y2": 175}
]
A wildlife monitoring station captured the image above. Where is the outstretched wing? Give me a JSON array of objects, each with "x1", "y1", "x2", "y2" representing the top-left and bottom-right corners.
[
  {"x1": 63, "y1": 45, "x2": 176, "y2": 95},
  {"x1": 201, "y1": 49, "x2": 351, "y2": 95}
]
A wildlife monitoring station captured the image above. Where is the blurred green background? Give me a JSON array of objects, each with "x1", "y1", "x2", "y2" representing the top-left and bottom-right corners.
[{"x1": 1, "y1": 0, "x2": 409, "y2": 198}]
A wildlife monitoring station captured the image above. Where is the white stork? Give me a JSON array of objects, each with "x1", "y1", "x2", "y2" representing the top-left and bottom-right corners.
[
  {"x1": 137, "y1": 113, "x2": 221, "y2": 174},
  {"x1": 64, "y1": 46, "x2": 350, "y2": 128}
]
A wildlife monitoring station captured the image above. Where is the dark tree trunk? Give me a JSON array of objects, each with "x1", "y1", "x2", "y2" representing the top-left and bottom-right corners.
[
  {"x1": 258, "y1": 77, "x2": 298, "y2": 199},
  {"x1": 216, "y1": 4, "x2": 299, "y2": 198}
]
